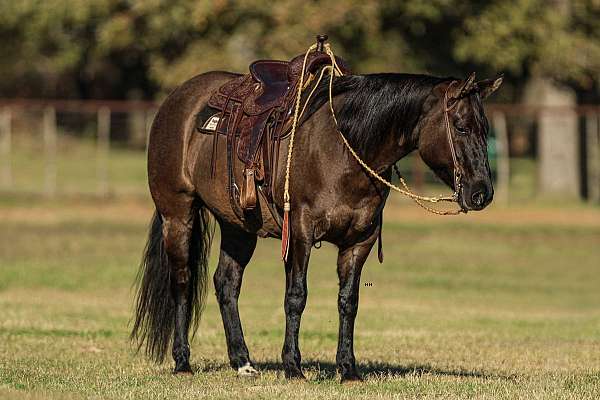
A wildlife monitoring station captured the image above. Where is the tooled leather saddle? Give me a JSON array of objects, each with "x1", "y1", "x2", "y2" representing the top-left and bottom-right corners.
[{"x1": 198, "y1": 35, "x2": 349, "y2": 223}]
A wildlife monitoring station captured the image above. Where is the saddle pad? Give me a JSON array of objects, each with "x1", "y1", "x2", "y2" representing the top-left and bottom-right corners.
[
  {"x1": 195, "y1": 101, "x2": 273, "y2": 165},
  {"x1": 195, "y1": 106, "x2": 222, "y2": 134}
]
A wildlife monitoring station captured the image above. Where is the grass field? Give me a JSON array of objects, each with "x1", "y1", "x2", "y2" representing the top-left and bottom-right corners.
[{"x1": 1, "y1": 193, "x2": 599, "y2": 399}]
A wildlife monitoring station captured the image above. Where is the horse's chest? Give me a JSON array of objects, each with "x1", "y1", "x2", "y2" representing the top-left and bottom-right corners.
[
  {"x1": 316, "y1": 196, "x2": 383, "y2": 245},
  {"x1": 306, "y1": 166, "x2": 390, "y2": 245}
]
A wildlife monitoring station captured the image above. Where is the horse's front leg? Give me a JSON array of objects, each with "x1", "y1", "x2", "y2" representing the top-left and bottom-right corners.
[
  {"x1": 336, "y1": 227, "x2": 379, "y2": 382},
  {"x1": 282, "y1": 228, "x2": 312, "y2": 379}
]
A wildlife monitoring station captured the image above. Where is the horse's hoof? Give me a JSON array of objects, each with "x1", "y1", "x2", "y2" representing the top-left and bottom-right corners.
[
  {"x1": 284, "y1": 367, "x2": 306, "y2": 380},
  {"x1": 237, "y1": 362, "x2": 259, "y2": 378},
  {"x1": 173, "y1": 363, "x2": 194, "y2": 375},
  {"x1": 341, "y1": 373, "x2": 363, "y2": 384}
]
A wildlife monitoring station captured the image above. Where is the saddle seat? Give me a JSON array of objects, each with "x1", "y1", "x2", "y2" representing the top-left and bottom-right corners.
[
  {"x1": 248, "y1": 60, "x2": 290, "y2": 112},
  {"x1": 205, "y1": 37, "x2": 350, "y2": 215},
  {"x1": 248, "y1": 53, "x2": 342, "y2": 113}
]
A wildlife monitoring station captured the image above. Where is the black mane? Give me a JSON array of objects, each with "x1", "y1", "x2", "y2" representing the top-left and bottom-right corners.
[{"x1": 304, "y1": 73, "x2": 452, "y2": 156}]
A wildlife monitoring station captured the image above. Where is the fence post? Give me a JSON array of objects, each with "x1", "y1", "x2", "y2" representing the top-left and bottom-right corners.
[
  {"x1": 586, "y1": 113, "x2": 600, "y2": 203},
  {"x1": 493, "y1": 112, "x2": 510, "y2": 205},
  {"x1": 525, "y1": 78, "x2": 579, "y2": 198},
  {"x1": 97, "y1": 107, "x2": 111, "y2": 197},
  {"x1": 43, "y1": 106, "x2": 57, "y2": 197},
  {"x1": 0, "y1": 107, "x2": 12, "y2": 190}
]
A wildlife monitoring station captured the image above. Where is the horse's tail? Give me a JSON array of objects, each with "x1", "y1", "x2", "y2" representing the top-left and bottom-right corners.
[{"x1": 130, "y1": 207, "x2": 213, "y2": 363}]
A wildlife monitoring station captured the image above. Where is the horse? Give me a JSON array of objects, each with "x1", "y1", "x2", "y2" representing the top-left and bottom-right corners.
[{"x1": 131, "y1": 61, "x2": 502, "y2": 381}]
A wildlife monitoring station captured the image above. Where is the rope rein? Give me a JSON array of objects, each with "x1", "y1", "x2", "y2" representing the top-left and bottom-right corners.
[{"x1": 282, "y1": 44, "x2": 465, "y2": 223}]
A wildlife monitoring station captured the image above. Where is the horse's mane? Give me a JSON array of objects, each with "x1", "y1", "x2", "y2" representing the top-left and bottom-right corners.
[{"x1": 304, "y1": 73, "x2": 453, "y2": 156}]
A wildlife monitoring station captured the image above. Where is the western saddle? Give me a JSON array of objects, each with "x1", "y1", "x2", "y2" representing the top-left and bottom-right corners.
[{"x1": 201, "y1": 35, "x2": 349, "y2": 224}]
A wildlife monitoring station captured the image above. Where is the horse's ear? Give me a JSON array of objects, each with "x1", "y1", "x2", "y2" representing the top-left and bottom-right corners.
[
  {"x1": 455, "y1": 72, "x2": 477, "y2": 99},
  {"x1": 478, "y1": 75, "x2": 503, "y2": 99}
]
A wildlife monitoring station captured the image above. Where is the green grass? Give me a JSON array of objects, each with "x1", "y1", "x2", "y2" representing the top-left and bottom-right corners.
[{"x1": 1, "y1": 198, "x2": 599, "y2": 399}]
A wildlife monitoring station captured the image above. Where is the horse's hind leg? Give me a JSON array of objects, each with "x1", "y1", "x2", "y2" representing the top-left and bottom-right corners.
[
  {"x1": 161, "y1": 196, "x2": 200, "y2": 374},
  {"x1": 213, "y1": 222, "x2": 258, "y2": 376}
]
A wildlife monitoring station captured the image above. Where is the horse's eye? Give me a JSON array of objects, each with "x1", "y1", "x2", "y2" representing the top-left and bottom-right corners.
[{"x1": 454, "y1": 122, "x2": 469, "y2": 135}]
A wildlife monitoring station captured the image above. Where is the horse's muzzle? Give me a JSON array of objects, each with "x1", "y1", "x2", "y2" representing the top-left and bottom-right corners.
[{"x1": 460, "y1": 181, "x2": 493, "y2": 211}]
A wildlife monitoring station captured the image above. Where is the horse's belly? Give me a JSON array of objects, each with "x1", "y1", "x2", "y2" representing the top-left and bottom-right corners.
[{"x1": 188, "y1": 133, "x2": 281, "y2": 237}]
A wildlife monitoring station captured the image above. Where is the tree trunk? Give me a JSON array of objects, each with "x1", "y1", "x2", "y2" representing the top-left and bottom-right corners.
[{"x1": 523, "y1": 77, "x2": 580, "y2": 199}]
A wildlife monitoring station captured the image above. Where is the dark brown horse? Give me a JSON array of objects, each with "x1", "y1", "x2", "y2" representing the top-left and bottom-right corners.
[{"x1": 131, "y1": 65, "x2": 502, "y2": 381}]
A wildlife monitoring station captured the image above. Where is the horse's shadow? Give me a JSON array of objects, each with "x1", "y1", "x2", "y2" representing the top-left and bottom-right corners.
[{"x1": 197, "y1": 360, "x2": 515, "y2": 381}]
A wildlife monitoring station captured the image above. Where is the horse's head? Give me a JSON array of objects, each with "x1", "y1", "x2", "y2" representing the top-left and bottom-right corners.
[{"x1": 418, "y1": 73, "x2": 503, "y2": 211}]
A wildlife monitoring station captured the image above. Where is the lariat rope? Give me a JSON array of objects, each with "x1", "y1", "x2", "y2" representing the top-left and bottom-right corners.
[
  {"x1": 281, "y1": 43, "x2": 463, "y2": 258},
  {"x1": 283, "y1": 43, "x2": 317, "y2": 208},
  {"x1": 281, "y1": 43, "x2": 317, "y2": 260}
]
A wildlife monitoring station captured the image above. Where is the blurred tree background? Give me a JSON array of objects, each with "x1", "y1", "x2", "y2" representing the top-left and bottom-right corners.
[{"x1": 0, "y1": 0, "x2": 599, "y2": 102}]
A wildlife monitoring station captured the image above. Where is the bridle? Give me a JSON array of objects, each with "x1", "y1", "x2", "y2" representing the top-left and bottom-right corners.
[{"x1": 442, "y1": 80, "x2": 464, "y2": 205}]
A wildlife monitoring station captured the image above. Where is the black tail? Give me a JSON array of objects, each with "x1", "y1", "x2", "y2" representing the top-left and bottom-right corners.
[{"x1": 131, "y1": 208, "x2": 213, "y2": 363}]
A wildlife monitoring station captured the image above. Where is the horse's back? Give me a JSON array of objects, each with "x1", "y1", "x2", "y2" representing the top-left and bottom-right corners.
[{"x1": 147, "y1": 71, "x2": 239, "y2": 201}]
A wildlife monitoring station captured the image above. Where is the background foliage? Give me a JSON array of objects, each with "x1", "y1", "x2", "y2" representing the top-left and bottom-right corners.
[{"x1": 0, "y1": 0, "x2": 599, "y2": 100}]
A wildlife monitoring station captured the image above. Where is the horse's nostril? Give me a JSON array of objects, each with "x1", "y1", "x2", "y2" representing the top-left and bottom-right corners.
[{"x1": 471, "y1": 190, "x2": 486, "y2": 206}]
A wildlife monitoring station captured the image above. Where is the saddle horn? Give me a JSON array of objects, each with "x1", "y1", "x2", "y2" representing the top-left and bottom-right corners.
[{"x1": 316, "y1": 34, "x2": 328, "y2": 52}]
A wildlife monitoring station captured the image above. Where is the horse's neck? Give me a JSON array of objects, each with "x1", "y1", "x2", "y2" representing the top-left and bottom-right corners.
[
  {"x1": 354, "y1": 100, "x2": 424, "y2": 172},
  {"x1": 364, "y1": 126, "x2": 418, "y2": 173}
]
